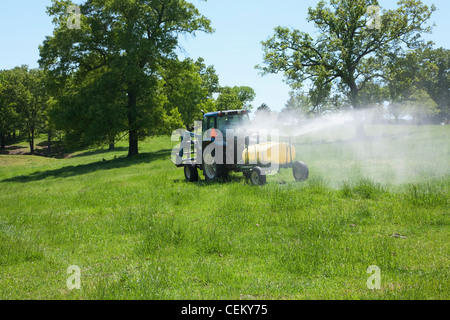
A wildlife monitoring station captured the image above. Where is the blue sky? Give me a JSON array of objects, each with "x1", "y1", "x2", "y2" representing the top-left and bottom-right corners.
[{"x1": 1, "y1": 0, "x2": 449, "y2": 112}]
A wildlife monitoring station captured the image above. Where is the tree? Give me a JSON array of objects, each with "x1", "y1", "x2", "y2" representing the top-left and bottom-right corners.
[
  {"x1": 215, "y1": 86, "x2": 256, "y2": 111},
  {"x1": 404, "y1": 88, "x2": 439, "y2": 125},
  {"x1": 39, "y1": 0, "x2": 213, "y2": 157},
  {"x1": 48, "y1": 68, "x2": 128, "y2": 150},
  {"x1": 24, "y1": 69, "x2": 51, "y2": 155},
  {"x1": 234, "y1": 86, "x2": 256, "y2": 110},
  {"x1": 0, "y1": 70, "x2": 20, "y2": 149},
  {"x1": 256, "y1": 103, "x2": 271, "y2": 113},
  {"x1": 215, "y1": 87, "x2": 241, "y2": 111},
  {"x1": 0, "y1": 67, "x2": 49, "y2": 154},
  {"x1": 433, "y1": 49, "x2": 449, "y2": 122},
  {"x1": 195, "y1": 57, "x2": 220, "y2": 99},
  {"x1": 414, "y1": 47, "x2": 449, "y2": 122},
  {"x1": 257, "y1": 0, "x2": 436, "y2": 111},
  {"x1": 161, "y1": 57, "x2": 218, "y2": 128},
  {"x1": 387, "y1": 46, "x2": 449, "y2": 123},
  {"x1": 283, "y1": 91, "x2": 313, "y2": 115}
]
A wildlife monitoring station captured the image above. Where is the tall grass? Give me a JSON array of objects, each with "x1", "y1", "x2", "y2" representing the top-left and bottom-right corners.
[{"x1": 0, "y1": 126, "x2": 448, "y2": 300}]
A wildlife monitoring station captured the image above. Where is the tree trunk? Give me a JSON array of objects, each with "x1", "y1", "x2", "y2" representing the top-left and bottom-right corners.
[
  {"x1": 349, "y1": 80, "x2": 366, "y2": 139},
  {"x1": 108, "y1": 135, "x2": 115, "y2": 151},
  {"x1": 127, "y1": 91, "x2": 139, "y2": 157},
  {"x1": 47, "y1": 130, "x2": 53, "y2": 155},
  {"x1": 0, "y1": 132, "x2": 5, "y2": 150},
  {"x1": 27, "y1": 126, "x2": 35, "y2": 155},
  {"x1": 29, "y1": 135, "x2": 35, "y2": 155},
  {"x1": 128, "y1": 129, "x2": 138, "y2": 157}
]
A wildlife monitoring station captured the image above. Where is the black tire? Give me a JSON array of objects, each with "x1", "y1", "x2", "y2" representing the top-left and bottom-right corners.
[
  {"x1": 184, "y1": 164, "x2": 199, "y2": 182},
  {"x1": 250, "y1": 167, "x2": 266, "y2": 186},
  {"x1": 203, "y1": 152, "x2": 225, "y2": 181},
  {"x1": 293, "y1": 161, "x2": 309, "y2": 182}
]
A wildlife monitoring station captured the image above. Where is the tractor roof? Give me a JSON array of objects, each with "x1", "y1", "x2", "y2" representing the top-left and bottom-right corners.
[{"x1": 203, "y1": 109, "x2": 250, "y2": 118}]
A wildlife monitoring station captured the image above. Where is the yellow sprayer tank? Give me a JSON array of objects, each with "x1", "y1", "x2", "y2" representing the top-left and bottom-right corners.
[{"x1": 242, "y1": 142, "x2": 296, "y2": 165}]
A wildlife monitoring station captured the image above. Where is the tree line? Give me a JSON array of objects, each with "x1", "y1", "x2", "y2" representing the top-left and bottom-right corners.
[
  {"x1": 1, "y1": 0, "x2": 448, "y2": 157},
  {"x1": 0, "y1": 62, "x2": 255, "y2": 155}
]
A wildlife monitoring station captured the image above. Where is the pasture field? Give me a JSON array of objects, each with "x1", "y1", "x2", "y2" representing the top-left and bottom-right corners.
[{"x1": 0, "y1": 125, "x2": 448, "y2": 299}]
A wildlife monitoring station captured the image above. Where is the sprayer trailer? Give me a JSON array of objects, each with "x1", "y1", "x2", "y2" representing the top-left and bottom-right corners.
[{"x1": 172, "y1": 109, "x2": 309, "y2": 185}]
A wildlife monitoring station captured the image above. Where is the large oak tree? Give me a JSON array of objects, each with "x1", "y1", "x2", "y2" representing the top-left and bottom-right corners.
[
  {"x1": 40, "y1": 0, "x2": 213, "y2": 157},
  {"x1": 257, "y1": 0, "x2": 436, "y2": 110}
]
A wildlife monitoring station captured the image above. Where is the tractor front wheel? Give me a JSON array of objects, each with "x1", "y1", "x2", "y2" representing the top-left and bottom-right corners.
[{"x1": 184, "y1": 164, "x2": 199, "y2": 182}]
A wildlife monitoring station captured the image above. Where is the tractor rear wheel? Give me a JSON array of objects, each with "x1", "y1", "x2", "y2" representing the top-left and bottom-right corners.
[
  {"x1": 184, "y1": 164, "x2": 199, "y2": 182},
  {"x1": 293, "y1": 161, "x2": 309, "y2": 182},
  {"x1": 203, "y1": 152, "x2": 225, "y2": 181},
  {"x1": 250, "y1": 167, "x2": 266, "y2": 186}
]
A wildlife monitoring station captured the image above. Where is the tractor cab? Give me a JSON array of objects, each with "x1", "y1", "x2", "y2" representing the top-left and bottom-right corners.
[{"x1": 202, "y1": 110, "x2": 250, "y2": 140}]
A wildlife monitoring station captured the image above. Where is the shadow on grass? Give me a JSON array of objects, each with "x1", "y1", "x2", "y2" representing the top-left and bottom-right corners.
[
  {"x1": 0, "y1": 145, "x2": 27, "y2": 155},
  {"x1": 1, "y1": 149, "x2": 172, "y2": 183},
  {"x1": 173, "y1": 172, "x2": 250, "y2": 186},
  {"x1": 72, "y1": 147, "x2": 129, "y2": 158}
]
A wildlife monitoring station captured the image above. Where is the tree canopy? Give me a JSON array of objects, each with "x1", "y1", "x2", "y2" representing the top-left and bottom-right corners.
[
  {"x1": 39, "y1": 0, "x2": 213, "y2": 157},
  {"x1": 257, "y1": 0, "x2": 436, "y2": 110},
  {"x1": 387, "y1": 46, "x2": 449, "y2": 122},
  {"x1": 0, "y1": 66, "x2": 49, "y2": 153},
  {"x1": 160, "y1": 57, "x2": 219, "y2": 129},
  {"x1": 215, "y1": 86, "x2": 256, "y2": 111}
]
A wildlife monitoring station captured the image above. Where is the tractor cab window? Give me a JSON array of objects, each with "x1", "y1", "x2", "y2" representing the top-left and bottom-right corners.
[
  {"x1": 218, "y1": 114, "x2": 249, "y2": 132},
  {"x1": 204, "y1": 116, "x2": 217, "y2": 130}
]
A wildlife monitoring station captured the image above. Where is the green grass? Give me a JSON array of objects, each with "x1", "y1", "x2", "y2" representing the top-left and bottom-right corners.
[{"x1": 0, "y1": 125, "x2": 448, "y2": 300}]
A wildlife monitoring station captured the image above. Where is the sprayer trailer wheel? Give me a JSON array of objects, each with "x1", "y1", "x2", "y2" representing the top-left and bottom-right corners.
[
  {"x1": 293, "y1": 161, "x2": 309, "y2": 182},
  {"x1": 184, "y1": 164, "x2": 199, "y2": 182},
  {"x1": 250, "y1": 167, "x2": 266, "y2": 186}
]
